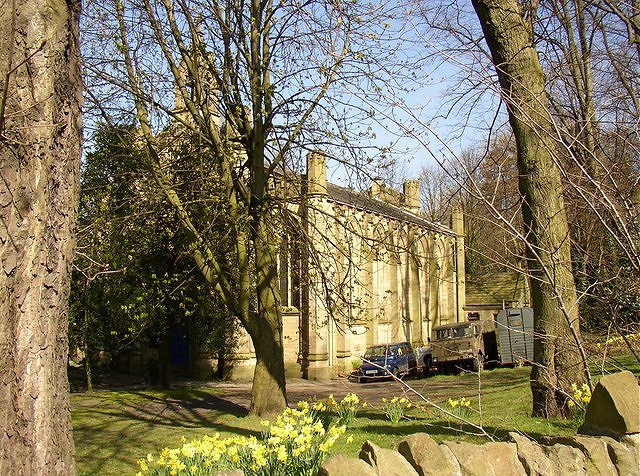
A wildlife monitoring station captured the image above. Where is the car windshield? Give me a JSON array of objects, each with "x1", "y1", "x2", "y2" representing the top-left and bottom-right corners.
[
  {"x1": 434, "y1": 324, "x2": 473, "y2": 339},
  {"x1": 453, "y1": 324, "x2": 473, "y2": 338},
  {"x1": 363, "y1": 346, "x2": 389, "y2": 358}
]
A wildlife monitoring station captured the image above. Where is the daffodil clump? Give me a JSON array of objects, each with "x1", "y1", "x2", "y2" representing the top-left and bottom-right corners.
[
  {"x1": 256, "y1": 406, "x2": 346, "y2": 475},
  {"x1": 447, "y1": 396, "x2": 473, "y2": 418},
  {"x1": 568, "y1": 383, "x2": 592, "y2": 409},
  {"x1": 595, "y1": 332, "x2": 640, "y2": 350},
  {"x1": 381, "y1": 396, "x2": 412, "y2": 423},
  {"x1": 137, "y1": 405, "x2": 349, "y2": 476},
  {"x1": 304, "y1": 393, "x2": 366, "y2": 427},
  {"x1": 135, "y1": 434, "x2": 244, "y2": 476},
  {"x1": 329, "y1": 393, "x2": 365, "y2": 426},
  {"x1": 567, "y1": 382, "x2": 592, "y2": 424}
]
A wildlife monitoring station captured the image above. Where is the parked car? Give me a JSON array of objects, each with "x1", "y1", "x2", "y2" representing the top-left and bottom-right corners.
[
  {"x1": 430, "y1": 308, "x2": 534, "y2": 374},
  {"x1": 430, "y1": 320, "x2": 495, "y2": 373},
  {"x1": 357, "y1": 342, "x2": 417, "y2": 382},
  {"x1": 414, "y1": 345, "x2": 433, "y2": 376}
]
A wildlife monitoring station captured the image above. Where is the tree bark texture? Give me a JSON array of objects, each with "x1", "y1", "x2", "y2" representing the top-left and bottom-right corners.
[
  {"x1": 471, "y1": 0, "x2": 585, "y2": 417},
  {"x1": 246, "y1": 213, "x2": 288, "y2": 415},
  {"x1": 0, "y1": 0, "x2": 81, "y2": 472}
]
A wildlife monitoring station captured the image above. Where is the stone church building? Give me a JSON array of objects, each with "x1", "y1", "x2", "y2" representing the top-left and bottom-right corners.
[{"x1": 216, "y1": 152, "x2": 467, "y2": 380}]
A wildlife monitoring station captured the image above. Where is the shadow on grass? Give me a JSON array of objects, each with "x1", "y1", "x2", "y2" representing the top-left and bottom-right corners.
[{"x1": 73, "y1": 388, "x2": 258, "y2": 475}]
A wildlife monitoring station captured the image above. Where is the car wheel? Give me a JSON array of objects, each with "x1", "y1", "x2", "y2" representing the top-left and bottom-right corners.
[
  {"x1": 411, "y1": 361, "x2": 419, "y2": 377},
  {"x1": 423, "y1": 357, "x2": 432, "y2": 377},
  {"x1": 473, "y1": 358, "x2": 483, "y2": 373},
  {"x1": 392, "y1": 367, "x2": 401, "y2": 379}
]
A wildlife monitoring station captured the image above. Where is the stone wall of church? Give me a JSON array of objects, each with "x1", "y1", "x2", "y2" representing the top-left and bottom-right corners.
[
  {"x1": 296, "y1": 152, "x2": 463, "y2": 379},
  {"x1": 216, "y1": 152, "x2": 464, "y2": 381}
]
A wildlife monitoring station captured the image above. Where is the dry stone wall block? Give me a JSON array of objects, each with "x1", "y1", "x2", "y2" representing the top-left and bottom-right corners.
[
  {"x1": 579, "y1": 371, "x2": 640, "y2": 437},
  {"x1": 443, "y1": 440, "x2": 526, "y2": 476},
  {"x1": 542, "y1": 442, "x2": 587, "y2": 475},
  {"x1": 617, "y1": 434, "x2": 640, "y2": 475},
  {"x1": 548, "y1": 435, "x2": 621, "y2": 475},
  {"x1": 359, "y1": 440, "x2": 419, "y2": 476},
  {"x1": 397, "y1": 433, "x2": 460, "y2": 476},
  {"x1": 317, "y1": 454, "x2": 377, "y2": 476},
  {"x1": 509, "y1": 432, "x2": 559, "y2": 475}
]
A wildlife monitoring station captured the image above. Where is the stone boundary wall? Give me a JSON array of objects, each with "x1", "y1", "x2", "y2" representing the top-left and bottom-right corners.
[
  {"x1": 318, "y1": 371, "x2": 640, "y2": 476},
  {"x1": 318, "y1": 431, "x2": 639, "y2": 476},
  {"x1": 209, "y1": 371, "x2": 639, "y2": 476}
]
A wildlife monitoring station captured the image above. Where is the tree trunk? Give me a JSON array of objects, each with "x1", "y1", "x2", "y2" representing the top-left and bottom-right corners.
[
  {"x1": 159, "y1": 333, "x2": 172, "y2": 389},
  {"x1": 82, "y1": 279, "x2": 94, "y2": 392},
  {"x1": 472, "y1": 0, "x2": 585, "y2": 417},
  {"x1": 0, "y1": 0, "x2": 81, "y2": 472},
  {"x1": 249, "y1": 321, "x2": 288, "y2": 415},
  {"x1": 247, "y1": 217, "x2": 288, "y2": 415},
  {"x1": 84, "y1": 341, "x2": 94, "y2": 393},
  {"x1": 559, "y1": 0, "x2": 600, "y2": 176}
]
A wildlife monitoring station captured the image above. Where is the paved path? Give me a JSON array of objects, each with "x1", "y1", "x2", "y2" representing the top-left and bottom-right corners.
[
  {"x1": 70, "y1": 368, "x2": 507, "y2": 420},
  {"x1": 197, "y1": 374, "x2": 477, "y2": 412}
]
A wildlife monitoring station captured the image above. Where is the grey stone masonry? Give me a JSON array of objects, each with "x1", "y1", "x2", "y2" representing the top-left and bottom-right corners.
[
  {"x1": 317, "y1": 371, "x2": 640, "y2": 476},
  {"x1": 579, "y1": 370, "x2": 640, "y2": 437}
]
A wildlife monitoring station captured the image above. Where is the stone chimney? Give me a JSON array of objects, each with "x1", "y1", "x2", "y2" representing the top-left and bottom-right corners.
[
  {"x1": 403, "y1": 180, "x2": 420, "y2": 213},
  {"x1": 451, "y1": 206, "x2": 464, "y2": 236},
  {"x1": 172, "y1": 58, "x2": 220, "y2": 128},
  {"x1": 370, "y1": 178, "x2": 384, "y2": 199},
  {"x1": 307, "y1": 151, "x2": 327, "y2": 195},
  {"x1": 173, "y1": 61, "x2": 189, "y2": 122}
]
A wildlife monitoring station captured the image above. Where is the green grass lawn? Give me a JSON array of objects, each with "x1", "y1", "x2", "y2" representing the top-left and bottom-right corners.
[
  {"x1": 72, "y1": 388, "x2": 265, "y2": 475},
  {"x1": 72, "y1": 355, "x2": 639, "y2": 475}
]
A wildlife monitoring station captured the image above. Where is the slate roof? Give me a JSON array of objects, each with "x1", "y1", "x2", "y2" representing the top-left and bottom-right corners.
[
  {"x1": 325, "y1": 182, "x2": 455, "y2": 236},
  {"x1": 465, "y1": 272, "x2": 529, "y2": 306}
]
